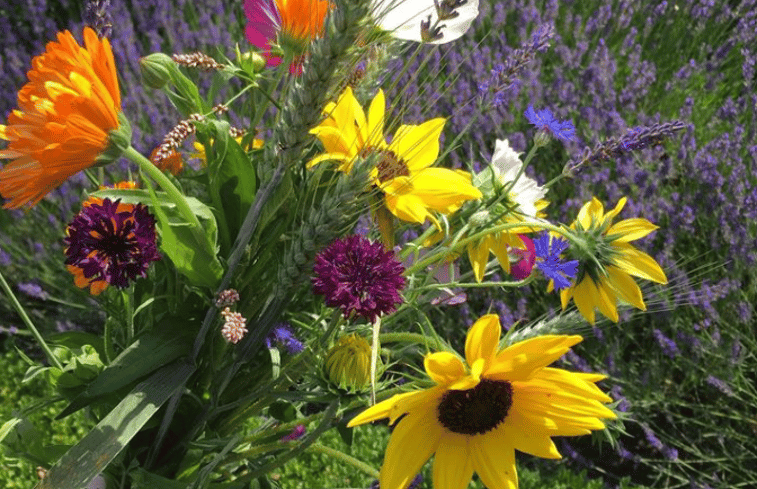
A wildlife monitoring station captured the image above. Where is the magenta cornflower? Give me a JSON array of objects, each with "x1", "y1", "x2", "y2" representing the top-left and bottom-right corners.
[
  {"x1": 312, "y1": 235, "x2": 405, "y2": 322},
  {"x1": 64, "y1": 198, "x2": 160, "y2": 293},
  {"x1": 281, "y1": 424, "x2": 306, "y2": 442}
]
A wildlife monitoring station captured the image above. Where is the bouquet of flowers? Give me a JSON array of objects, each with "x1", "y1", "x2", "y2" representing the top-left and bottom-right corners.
[{"x1": 0, "y1": 1, "x2": 684, "y2": 488}]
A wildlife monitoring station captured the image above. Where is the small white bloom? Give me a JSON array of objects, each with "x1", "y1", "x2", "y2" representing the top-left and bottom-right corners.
[
  {"x1": 371, "y1": 0, "x2": 479, "y2": 44},
  {"x1": 490, "y1": 139, "x2": 547, "y2": 217}
]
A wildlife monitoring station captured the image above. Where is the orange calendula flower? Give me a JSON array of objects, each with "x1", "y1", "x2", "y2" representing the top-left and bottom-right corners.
[{"x1": 0, "y1": 27, "x2": 123, "y2": 209}]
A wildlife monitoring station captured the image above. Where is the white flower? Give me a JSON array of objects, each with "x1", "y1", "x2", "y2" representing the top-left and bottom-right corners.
[
  {"x1": 370, "y1": 0, "x2": 479, "y2": 44},
  {"x1": 490, "y1": 139, "x2": 546, "y2": 217}
]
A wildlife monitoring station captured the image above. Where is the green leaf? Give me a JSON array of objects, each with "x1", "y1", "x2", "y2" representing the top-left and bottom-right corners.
[
  {"x1": 202, "y1": 120, "x2": 257, "y2": 249},
  {"x1": 56, "y1": 317, "x2": 195, "y2": 419},
  {"x1": 163, "y1": 64, "x2": 206, "y2": 117},
  {"x1": 36, "y1": 361, "x2": 196, "y2": 489},
  {"x1": 268, "y1": 401, "x2": 296, "y2": 423}
]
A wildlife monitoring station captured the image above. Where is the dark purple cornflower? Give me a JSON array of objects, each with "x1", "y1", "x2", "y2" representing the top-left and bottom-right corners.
[
  {"x1": 524, "y1": 104, "x2": 577, "y2": 143},
  {"x1": 265, "y1": 323, "x2": 304, "y2": 354},
  {"x1": 64, "y1": 198, "x2": 160, "y2": 291},
  {"x1": 532, "y1": 233, "x2": 579, "y2": 290},
  {"x1": 312, "y1": 235, "x2": 405, "y2": 322},
  {"x1": 566, "y1": 120, "x2": 688, "y2": 174}
]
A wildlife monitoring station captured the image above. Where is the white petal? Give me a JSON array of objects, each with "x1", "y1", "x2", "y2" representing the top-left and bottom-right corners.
[
  {"x1": 371, "y1": 0, "x2": 479, "y2": 44},
  {"x1": 490, "y1": 138, "x2": 523, "y2": 179}
]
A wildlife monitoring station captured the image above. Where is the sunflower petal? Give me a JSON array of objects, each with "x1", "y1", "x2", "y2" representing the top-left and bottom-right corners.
[
  {"x1": 390, "y1": 118, "x2": 446, "y2": 172},
  {"x1": 604, "y1": 196, "x2": 627, "y2": 224},
  {"x1": 471, "y1": 434, "x2": 518, "y2": 489},
  {"x1": 433, "y1": 433, "x2": 475, "y2": 489},
  {"x1": 607, "y1": 217, "x2": 658, "y2": 242},
  {"x1": 611, "y1": 243, "x2": 668, "y2": 284},
  {"x1": 366, "y1": 89, "x2": 386, "y2": 148},
  {"x1": 424, "y1": 351, "x2": 466, "y2": 386},
  {"x1": 576, "y1": 197, "x2": 603, "y2": 230},
  {"x1": 380, "y1": 406, "x2": 442, "y2": 489},
  {"x1": 487, "y1": 335, "x2": 583, "y2": 381},
  {"x1": 605, "y1": 266, "x2": 645, "y2": 310},
  {"x1": 571, "y1": 277, "x2": 598, "y2": 325},
  {"x1": 499, "y1": 422, "x2": 561, "y2": 460},
  {"x1": 465, "y1": 314, "x2": 501, "y2": 368},
  {"x1": 467, "y1": 240, "x2": 490, "y2": 283}
]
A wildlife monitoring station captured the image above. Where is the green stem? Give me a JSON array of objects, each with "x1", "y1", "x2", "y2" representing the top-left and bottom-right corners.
[
  {"x1": 379, "y1": 332, "x2": 433, "y2": 345},
  {"x1": 307, "y1": 443, "x2": 380, "y2": 479},
  {"x1": 123, "y1": 146, "x2": 207, "y2": 249},
  {"x1": 122, "y1": 289, "x2": 134, "y2": 345},
  {"x1": 370, "y1": 316, "x2": 381, "y2": 405},
  {"x1": 0, "y1": 270, "x2": 62, "y2": 369}
]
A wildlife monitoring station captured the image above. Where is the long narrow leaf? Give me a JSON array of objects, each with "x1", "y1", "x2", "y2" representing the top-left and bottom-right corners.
[{"x1": 36, "y1": 361, "x2": 196, "y2": 489}]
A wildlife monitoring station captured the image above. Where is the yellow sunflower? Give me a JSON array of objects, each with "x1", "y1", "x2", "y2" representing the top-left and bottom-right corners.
[
  {"x1": 0, "y1": 27, "x2": 122, "y2": 209},
  {"x1": 348, "y1": 314, "x2": 615, "y2": 489},
  {"x1": 560, "y1": 196, "x2": 667, "y2": 324},
  {"x1": 309, "y1": 87, "x2": 482, "y2": 228}
]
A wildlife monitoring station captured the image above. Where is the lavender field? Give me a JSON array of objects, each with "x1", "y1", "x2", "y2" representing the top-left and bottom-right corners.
[{"x1": 1, "y1": 1, "x2": 756, "y2": 488}]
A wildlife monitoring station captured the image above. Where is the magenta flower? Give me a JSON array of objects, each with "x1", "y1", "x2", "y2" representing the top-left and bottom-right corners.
[
  {"x1": 64, "y1": 198, "x2": 160, "y2": 292},
  {"x1": 312, "y1": 235, "x2": 405, "y2": 322}
]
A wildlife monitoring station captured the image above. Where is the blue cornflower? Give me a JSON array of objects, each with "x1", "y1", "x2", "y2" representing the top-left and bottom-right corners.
[
  {"x1": 265, "y1": 323, "x2": 304, "y2": 354},
  {"x1": 524, "y1": 105, "x2": 577, "y2": 143},
  {"x1": 533, "y1": 234, "x2": 579, "y2": 290}
]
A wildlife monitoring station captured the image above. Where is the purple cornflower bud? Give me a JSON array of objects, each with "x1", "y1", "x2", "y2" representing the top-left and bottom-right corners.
[
  {"x1": 532, "y1": 234, "x2": 579, "y2": 290},
  {"x1": 312, "y1": 235, "x2": 405, "y2": 322},
  {"x1": 525, "y1": 105, "x2": 577, "y2": 144},
  {"x1": 566, "y1": 120, "x2": 688, "y2": 174},
  {"x1": 265, "y1": 323, "x2": 304, "y2": 354}
]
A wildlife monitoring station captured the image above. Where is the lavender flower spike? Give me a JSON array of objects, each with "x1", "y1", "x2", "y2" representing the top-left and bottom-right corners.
[
  {"x1": 566, "y1": 120, "x2": 688, "y2": 174},
  {"x1": 84, "y1": 0, "x2": 113, "y2": 39}
]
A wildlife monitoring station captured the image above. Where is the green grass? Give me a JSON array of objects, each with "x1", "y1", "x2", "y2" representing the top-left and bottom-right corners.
[{"x1": 0, "y1": 349, "x2": 93, "y2": 489}]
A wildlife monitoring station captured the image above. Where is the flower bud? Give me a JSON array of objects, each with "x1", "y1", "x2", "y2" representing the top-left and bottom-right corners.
[
  {"x1": 140, "y1": 53, "x2": 175, "y2": 89},
  {"x1": 324, "y1": 334, "x2": 377, "y2": 392}
]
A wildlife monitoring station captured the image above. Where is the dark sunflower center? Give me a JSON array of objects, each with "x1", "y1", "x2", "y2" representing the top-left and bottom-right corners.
[
  {"x1": 437, "y1": 379, "x2": 513, "y2": 435},
  {"x1": 361, "y1": 147, "x2": 410, "y2": 183}
]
